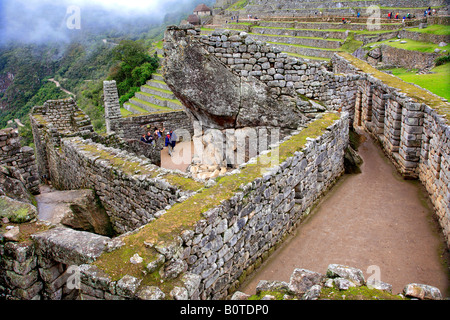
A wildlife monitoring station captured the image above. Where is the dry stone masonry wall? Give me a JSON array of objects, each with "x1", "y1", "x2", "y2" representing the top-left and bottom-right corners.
[
  {"x1": 173, "y1": 26, "x2": 358, "y2": 114},
  {"x1": 0, "y1": 128, "x2": 39, "y2": 195},
  {"x1": 332, "y1": 53, "x2": 450, "y2": 247}
]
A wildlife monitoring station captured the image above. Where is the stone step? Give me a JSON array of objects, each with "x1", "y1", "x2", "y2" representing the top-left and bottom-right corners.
[
  {"x1": 284, "y1": 51, "x2": 330, "y2": 62},
  {"x1": 135, "y1": 91, "x2": 182, "y2": 109},
  {"x1": 257, "y1": 20, "x2": 402, "y2": 31},
  {"x1": 248, "y1": 33, "x2": 342, "y2": 49},
  {"x1": 152, "y1": 73, "x2": 165, "y2": 82},
  {"x1": 141, "y1": 85, "x2": 176, "y2": 100},
  {"x1": 266, "y1": 41, "x2": 337, "y2": 59},
  {"x1": 146, "y1": 79, "x2": 172, "y2": 91},
  {"x1": 251, "y1": 26, "x2": 347, "y2": 40},
  {"x1": 124, "y1": 102, "x2": 146, "y2": 114},
  {"x1": 129, "y1": 98, "x2": 173, "y2": 113}
]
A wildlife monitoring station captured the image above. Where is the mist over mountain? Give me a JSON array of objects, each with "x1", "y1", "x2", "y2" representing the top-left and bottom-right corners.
[
  {"x1": 0, "y1": 0, "x2": 213, "y2": 46},
  {"x1": 0, "y1": 0, "x2": 215, "y2": 136}
]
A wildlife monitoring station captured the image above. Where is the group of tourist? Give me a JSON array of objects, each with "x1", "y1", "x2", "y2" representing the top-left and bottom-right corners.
[
  {"x1": 424, "y1": 7, "x2": 436, "y2": 17},
  {"x1": 140, "y1": 126, "x2": 178, "y2": 156},
  {"x1": 387, "y1": 11, "x2": 416, "y2": 23}
]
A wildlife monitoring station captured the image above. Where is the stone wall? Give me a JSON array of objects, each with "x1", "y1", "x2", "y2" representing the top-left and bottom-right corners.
[
  {"x1": 332, "y1": 52, "x2": 450, "y2": 247},
  {"x1": 377, "y1": 44, "x2": 441, "y2": 70},
  {"x1": 165, "y1": 26, "x2": 359, "y2": 124},
  {"x1": 0, "y1": 128, "x2": 39, "y2": 195},
  {"x1": 109, "y1": 110, "x2": 194, "y2": 141},
  {"x1": 30, "y1": 99, "x2": 203, "y2": 235},
  {"x1": 103, "y1": 80, "x2": 122, "y2": 133},
  {"x1": 399, "y1": 29, "x2": 450, "y2": 45},
  {"x1": 73, "y1": 112, "x2": 349, "y2": 300}
]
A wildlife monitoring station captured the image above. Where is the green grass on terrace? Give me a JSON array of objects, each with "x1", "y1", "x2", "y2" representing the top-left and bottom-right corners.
[
  {"x1": 364, "y1": 38, "x2": 450, "y2": 53},
  {"x1": 142, "y1": 84, "x2": 174, "y2": 95},
  {"x1": 120, "y1": 107, "x2": 133, "y2": 116},
  {"x1": 249, "y1": 32, "x2": 342, "y2": 41},
  {"x1": 388, "y1": 63, "x2": 450, "y2": 101},
  {"x1": 285, "y1": 52, "x2": 331, "y2": 61},
  {"x1": 137, "y1": 91, "x2": 182, "y2": 105},
  {"x1": 267, "y1": 41, "x2": 338, "y2": 51},
  {"x1": 131, "y1": 98, "x2": 173, "y2": 111},
  {"x1": 406, "y1": 24, "x2": 450, "y2": 36}
]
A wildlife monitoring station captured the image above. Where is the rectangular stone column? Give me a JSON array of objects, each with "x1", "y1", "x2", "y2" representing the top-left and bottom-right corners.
[
  {"x1": 398, "y1": 102, "x2": 424, "y2": 178},
  {"x1": 103, "y1": 80, "x2": 122, "y2": 134},
  {"x1": 383, "y1": 98, "x2": 402, "y2": 154}
]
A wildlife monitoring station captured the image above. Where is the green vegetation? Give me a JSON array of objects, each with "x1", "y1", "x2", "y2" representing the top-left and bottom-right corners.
[
  {"x1": 407, "y1": 24, "x2": 450, "y2": 36},
  {"x1": 388, "y1": 63, "x2": 450, "y2": 101},
  {"x1": 319, "y1": 285, "x2": 406, "y2": 300},
  {"x1": 108, "y1": 40, "x2": 159, "y2": 106},
  {"x1": 340, "y1": 32, "x2": 363, "y2": 53},
  {"x1": 226, "y1": 0, "x2": 249, "y2": 11},
  {"x1": 364, "y1": 38, "x2": 450, "y2": 53},
  {"x1": 338, "y1": 52, "x2": 450, "y2": 121}
]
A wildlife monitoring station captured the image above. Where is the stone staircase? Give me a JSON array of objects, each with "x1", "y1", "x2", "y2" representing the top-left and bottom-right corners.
[{"x1": 123, "y1": 69, "x2": 183, "y2": 114}]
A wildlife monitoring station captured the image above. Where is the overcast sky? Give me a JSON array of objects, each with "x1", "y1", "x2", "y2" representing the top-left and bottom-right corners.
[{"x1": 0, "y1": 0, "x2": 197, "y2": 45}]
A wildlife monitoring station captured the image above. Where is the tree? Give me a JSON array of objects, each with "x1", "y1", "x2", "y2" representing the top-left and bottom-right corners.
[{"x1": 109, "y1": 40, "x2": 159, "y2": 102}]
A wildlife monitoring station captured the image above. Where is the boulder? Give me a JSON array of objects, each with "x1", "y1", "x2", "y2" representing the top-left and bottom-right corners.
[
  {"x1": 288, "y1": 268, "x2": 325, "y2": 296},
  {"x1": 0, "y1": 195, "x2": 37, "y2": 223},
  {"x1": 31, "y1": 226, "x2": 108, "y2": 265},
  {"x1": 326, "y1": 264, "x2": 365, "y2": 286},
  {"x1": 35, "y1": 189, "x2": 114, "y2": 237},
  {"x1": 163, "y1": 26, "x2": 306, "y2": 130},
  {"x1": 403, "y1": 283, "x2": 442, "y2": 300},
  {"x1": 0, "y1": 166, "x2": 34, "y2": 204}
]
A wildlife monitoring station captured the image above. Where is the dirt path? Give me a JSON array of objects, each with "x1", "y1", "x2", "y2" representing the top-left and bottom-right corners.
[
  {"x1": 160, "y1": 141, "x2": 194, "y2": 172},
  {"x1": 48, "y1": 78, "x2": 75, "y2": 97},
  {"x1": 239, "y1": 131, "x2": 450, "y2": 297}
]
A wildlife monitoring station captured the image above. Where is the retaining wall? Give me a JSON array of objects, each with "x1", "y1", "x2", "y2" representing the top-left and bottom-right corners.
[
  {"x1": 0, "y1": 128, "x2": 39, "y2": 195},
  {"x1": 332, "y1": 52, "x2": 450, "y2": 247}
]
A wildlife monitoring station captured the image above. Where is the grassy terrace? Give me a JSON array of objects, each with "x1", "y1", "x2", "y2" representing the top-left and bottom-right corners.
[
  {"x1": 137, "y1": 91, "x2": 182, "y2": 106},
  {"x1": 338, "y1": 52, "x2": 450, "y2": 121},
  {"x1": 285, "y1": 52, "x2": 331, "y2": 61},
  {"x1": 142, "y1": 85, "x2": 174, "y2": 95},
  {"x1": 93, "y1": 112, "x2": 341, "y2": 289},
  {"x1": 249, "y1": 32, "x2": 342, "y2": 42},
  {"x1": 364, "y1": 38, "x2": 450, "y2": 53},
  {"x1": 131, "y1": 98, "x2": 173, "y2": 112},
  {"x1": 406, "y1": 24, "x2": 450, "y2": 35},
  {"x1": 389, "y1": 63, "x2": 450, "y2": 101}
]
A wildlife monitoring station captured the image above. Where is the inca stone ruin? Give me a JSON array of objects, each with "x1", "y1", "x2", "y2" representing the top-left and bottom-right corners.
[{"x1": 1, "y1": 1, "x2": 450, "y2": 301}]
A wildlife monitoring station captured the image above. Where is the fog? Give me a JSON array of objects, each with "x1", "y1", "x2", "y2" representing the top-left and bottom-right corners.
[{"x1": 0, "y1": 0, "x2": 211, "y2": 45}]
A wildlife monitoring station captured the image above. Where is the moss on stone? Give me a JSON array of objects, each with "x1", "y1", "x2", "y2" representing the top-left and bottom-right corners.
[
  {"x1": 93, "y1": 113, "x2": 342, "y2": 288},
  {"x1": 161, "y1": 173, "x2": 205, "y2": 192},
  {"x1": 0, "y1": 196, "x2": 37, "y2": 223},
  {"x1": 337, "y1": 52, "x2": 450, "y2": 121},
  {"x1": 319, "y1": 285, "x2": 407, "y2": 300}
]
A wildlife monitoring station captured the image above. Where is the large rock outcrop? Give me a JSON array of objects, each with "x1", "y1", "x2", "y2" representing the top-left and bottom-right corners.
[{"x1": 162, "y1": 25, "x2": 306, "y2": 130}]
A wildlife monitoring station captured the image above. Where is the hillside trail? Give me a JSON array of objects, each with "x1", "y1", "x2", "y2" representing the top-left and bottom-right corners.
[
  {"x1": 47, "y1": 78, "x2": 75, "y2": 97},
  {"x1": 239, "y1": 129, "x2": 450, "y2": 297}
]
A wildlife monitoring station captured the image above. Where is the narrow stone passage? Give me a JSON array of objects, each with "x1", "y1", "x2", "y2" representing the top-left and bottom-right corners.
[{"x1": 239, "y1": 130, "x2": 450, "y2": 297}]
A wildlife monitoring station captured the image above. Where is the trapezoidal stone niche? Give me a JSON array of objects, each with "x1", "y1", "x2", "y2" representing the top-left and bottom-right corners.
[{"x1": 162, "y1": 25, "x2": 307, "y2": 130}]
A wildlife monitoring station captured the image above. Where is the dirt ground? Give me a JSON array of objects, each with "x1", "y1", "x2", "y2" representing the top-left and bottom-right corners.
[
  {"x1": 160, "y1": 140, "x2": 194, "y2": 172},
  {"x1": 239, "y1": 132, "x2": 450, "y2": 297}
]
